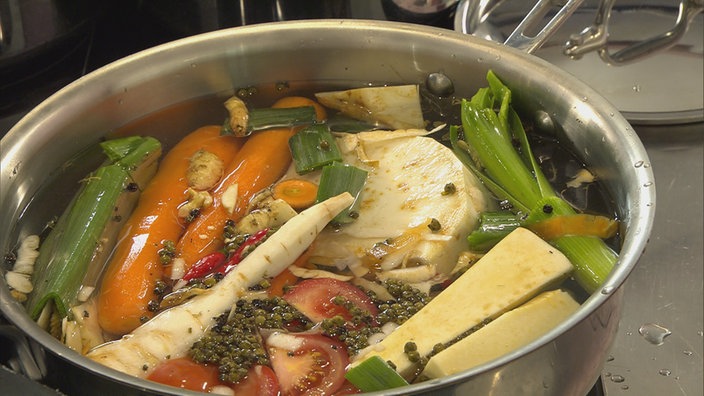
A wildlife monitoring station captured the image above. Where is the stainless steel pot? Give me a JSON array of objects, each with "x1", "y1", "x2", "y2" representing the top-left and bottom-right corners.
[{"x1": 0, "y1": 20, "x2": 656, "y2": 395}]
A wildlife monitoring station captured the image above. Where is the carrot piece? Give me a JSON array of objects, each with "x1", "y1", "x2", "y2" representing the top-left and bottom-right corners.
[
  {"x1": 174, "y1": 97, "x2": 327, "y2": 269},
  {"x1": 97, "y1": 126, "x2": 242, "y2": 336},
  {"x1": 273, "y1": 179, "x2": 319, "y2": 210},
  {"x1": 528, "y1": 214, "x2": 619, "y2": 241}
]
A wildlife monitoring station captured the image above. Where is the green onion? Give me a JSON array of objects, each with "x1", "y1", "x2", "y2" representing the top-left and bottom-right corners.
[
  {"x1": 27, "y1": 136, "x2": 161, "y2": 319},
  {"x1": 289, "y1": 124, "x2": 343, "y2": 174},
  {"x1": 315, "y1": 162, "x2": 367, "y2": 224},
  {"x1": 221, "y1": 106, "x2": 317, "y2": 137},
  {"x1": 451, "y1": 70, "x2": 617, "y2": 293},
  {"x1": 345, "y1": 356, "x2": 409, "y2": 392}
]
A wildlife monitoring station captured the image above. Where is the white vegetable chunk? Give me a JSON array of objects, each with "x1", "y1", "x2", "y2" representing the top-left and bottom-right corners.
[
  {"x1": 421, "y1": 289, "x2": 580, "y2": 378},
  {"x1": 86, "y1": 192, "x2": 354, "y2": 378},
  {"x1": 309, "y1": 130, "x2": 489, "y2": 275},
  {"x1": 315, "y1": 85, "x2": 425, "y2": 130},
  {"x1": 349, "y1": 228, "x2": 574, "y2": 378}
]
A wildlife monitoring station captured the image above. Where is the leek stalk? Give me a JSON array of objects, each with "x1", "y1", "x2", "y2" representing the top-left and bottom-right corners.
[
  {"x1": 345, "y1": 356, "x2": 409, "y2": 392},
  {"x1": 315, "y1": 163, "x2": 367, "y2": 224},
  {"x1": 451, "y1": 71, "x2": 618, "y2": 293},
  {"x1": 288, "y1": 124, "x2": 343, "y2": 174},
  {"x1": 27, "y1": 136, "x2": 161, "y2": 319},
  {"x1": 221, "y1": 106, "x2": 317, "y2": 137}
]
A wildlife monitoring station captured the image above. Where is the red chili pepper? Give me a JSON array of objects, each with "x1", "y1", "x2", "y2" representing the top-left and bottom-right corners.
[
  {"x1": 216, "y1": 228, "x2": 270, "y2": 276},
  {"x1": 182, "y1": 252, "x2": 227, "y2": 281}
]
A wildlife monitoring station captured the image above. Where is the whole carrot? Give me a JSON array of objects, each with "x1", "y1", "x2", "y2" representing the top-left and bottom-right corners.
[
  {"x1": 97, "y1": 126, "x2": 242, "y2": 336},
  {"x1": 175, "y1": 97, "x2": 327, "y2": 269}
]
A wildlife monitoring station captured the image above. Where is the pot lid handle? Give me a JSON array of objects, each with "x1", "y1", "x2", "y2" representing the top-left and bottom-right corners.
[
  {"x1": 501, "y1": 0, "x2": 585, "y2": 53},
  {"x1": 563, "y1": 0, "x2": 704, "y2": 65}
]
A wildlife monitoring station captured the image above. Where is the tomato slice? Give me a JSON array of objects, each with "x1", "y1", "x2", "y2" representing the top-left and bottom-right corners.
[
  {"x1": 267, "y1": 332, "x2": 349, "y2": 396},
  {"x1": 230, "y1": 365, "x2": 281, "y2": 396},
  {"x1": 147, "y1": 357, "x2": 223, "y2": 392},
  {"x1": 283, "y1": 278, "x2": 378, "y2": 323}
]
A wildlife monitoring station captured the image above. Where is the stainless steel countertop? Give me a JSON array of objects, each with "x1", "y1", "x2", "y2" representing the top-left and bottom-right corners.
[{"x1": 602, "y1": 124, "x2": 703, "y2": 395}]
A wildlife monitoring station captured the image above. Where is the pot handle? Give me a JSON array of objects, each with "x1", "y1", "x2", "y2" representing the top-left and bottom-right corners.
[
  {"x1": 0, "y1": 325, "x2": 46, "y2": 381},
  {"x1": 564, "y1": 0, "x2": 704, "y2": 65}
]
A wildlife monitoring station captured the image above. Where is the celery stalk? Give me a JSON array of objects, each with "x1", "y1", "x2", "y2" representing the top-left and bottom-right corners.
[
  {"x1": 452, "y1": 70, "x2": 617, "y2": 293},
  {"x1": 27, "y1": 136, "x2": 161, "y2": 319}
]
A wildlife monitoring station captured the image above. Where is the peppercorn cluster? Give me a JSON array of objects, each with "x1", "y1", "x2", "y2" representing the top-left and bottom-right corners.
[
  {"x1": 320, "y1": 279, "x2": 430, "y2": 356},
  {"x1": 189, "y1": 297, "x2": 311, "y2": 383}
]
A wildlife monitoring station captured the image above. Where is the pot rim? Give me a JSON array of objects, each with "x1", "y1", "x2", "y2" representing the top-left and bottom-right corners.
[{"x1": 1, "y1": 19, "x2": 656, "y2": 395}]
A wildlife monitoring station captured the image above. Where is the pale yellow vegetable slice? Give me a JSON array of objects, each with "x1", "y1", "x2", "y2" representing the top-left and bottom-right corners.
[
  {"x1": 310, "y1": 130, "x2": 489, "y2": 276},
  {"x1": 315, "y1": 85, "x2": 424, "y2": 130},
  {"x1": 86, "y1": 192, "x2": 353, "y2": 378},
  {"x1": 422, "y1": 289, "x2": 580, "y2": 378},
  {"x1": 350, "y1": 227, "x2": 574, "y2": 378}
]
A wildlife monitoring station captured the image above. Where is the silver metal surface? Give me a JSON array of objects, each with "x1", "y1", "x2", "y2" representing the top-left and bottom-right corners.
[
  {"x1": 0, "y1": 20, "x2": 655, "y2": 395},
  {"x1": 564, "y1": 0, "x2": 704, "y2": 64},
  {"x1": 455, "y1": 0, "x2": 704, "y2": 124},
  {"x1": 601, "y1": 124, "x2": 703, "y2": 395}
]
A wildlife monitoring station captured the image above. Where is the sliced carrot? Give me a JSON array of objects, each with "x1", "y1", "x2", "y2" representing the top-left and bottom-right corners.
[
  {"x1": 527, "y1": 214, "x2": 619, "y2": 241},
  {"x1": 175, "y1": 97, "x2": 327, "y2": 270},
  {"x1": 273, "y1": 179, "x2": 319, "y2": 210},
  {"x1": 97, "y1": 126, "x2": 242, "y2": 336}
]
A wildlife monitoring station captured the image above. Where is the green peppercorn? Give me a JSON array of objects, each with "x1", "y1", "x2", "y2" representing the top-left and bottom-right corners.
[
  {"x1": 442, "y1": 182, "x2": 457, "y2": 195},
  {"x1": 428, "y1": 218, "x2": 441, "y2": 232}
]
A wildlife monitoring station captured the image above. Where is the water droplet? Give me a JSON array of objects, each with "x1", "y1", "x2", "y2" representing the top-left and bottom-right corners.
[
  {"x1": 601, "y1": 286, "x2": 614, "y2": 295},
  {"x1": 697, "y1": 330, "x2": 703, "y2": 337},
  {"x1": 495, "y1": 54, "x2": 502, "y2": 61},
  {"x1": 609, "y1": 112, "x2": 615, "y2": 117},
  {"x1": 610, "y1": 374, "x2": 625, "y2": 383},
  {"x1": 639, "y1": 323, "x2": 672, "y2": 345},
  {"x1": 621, "y1": 385, "x2": 629, "y2": 390},
  {"x1": 190, "y1": 63, "x2": 197, "y2": 68},
  {"x1": 632, "y1": 85, "x2": 641, "y2": 92},
  {"x1": 646, "y1": 202, "x2": 653, "y2": 207},
  {"x1": 683, "y1": 350, "x2": 693, "y2": 356},
  {"x1": 477, "y1": 57, "x2": 484, "y2": 63},
  {"x1": 643, "y1": 181, "x2": 653, "y2": 187},
  {"x1": 604, "y1": 371, "x2": 612, "y2": 377},
  {"x1": 634, "y1": 160, "x2": 644, "y2": 168},
  {"x1": 606, "y1": 355, "x2": 615, "y2": 362},
  {"x1": 626, "y1": 331, "x2": 633, "y2": 336},
  {"x1": 581, "y1": 96, "x2": 588, "y2": 102},
  {"x1": 658, "y1": 369, "x2": 671, "y2": 376}
]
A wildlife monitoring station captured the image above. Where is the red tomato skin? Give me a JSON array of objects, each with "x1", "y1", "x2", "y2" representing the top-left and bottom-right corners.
[
  {"x1": 283, "y1": 278, "x2": 378, "y2": 323},
  {"x1": 230, "y1": 365, "x2": 281, "y2": 396},
  {"x1": 147, "y1": 357, "x2": 222, "y2": 392},
  {"x1": 267, "y1": 333, "x2": 349, "y2": 396}
]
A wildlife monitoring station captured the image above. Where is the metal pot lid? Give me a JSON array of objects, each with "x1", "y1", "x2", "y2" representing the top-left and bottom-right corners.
[{"x1": 455, "y1": 0, "x2": 704, "y2": 125}]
